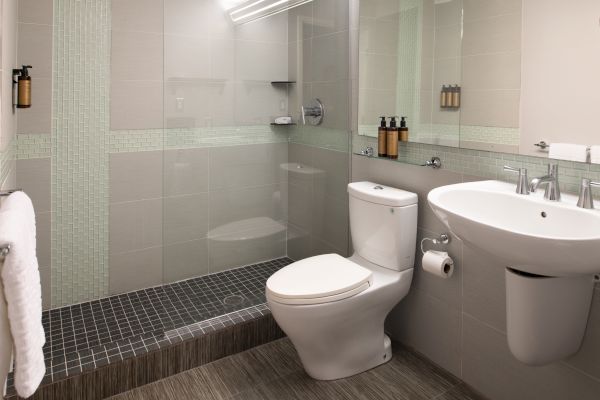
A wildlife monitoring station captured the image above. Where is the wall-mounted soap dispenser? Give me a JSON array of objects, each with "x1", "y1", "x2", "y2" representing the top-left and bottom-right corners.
[
  {"x1": 13, "y1": 65, "x2": 33, "y2": 108},
  {"x1": 386, "y1": 116, "x2": 399, "y2": 159},
  {"x1": 378, "y1": 116, "x2": 387, "y2": 157}
]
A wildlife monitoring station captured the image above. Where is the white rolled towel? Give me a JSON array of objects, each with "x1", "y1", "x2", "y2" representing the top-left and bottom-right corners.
[{"x1": 548, "y1": 143, "x2": 588, "y2": 163}]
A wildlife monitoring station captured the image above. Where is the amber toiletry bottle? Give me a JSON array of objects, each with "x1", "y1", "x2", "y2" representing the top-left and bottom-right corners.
[
  {"x1": 399, "y1": 116, "x2": 409, "y2": 142},
  {"x1": 451, "y1": 85, "x2": 461, "y2": 108},
  {"x1": 377, "y1": 116, "x2": 387, "y2": 157},
  {"x1": 386, "y1": 116, "x2": 399, "y2": 159},
  {"x1": 440, "y1": 85, "x2": 448, "y2": 108}
]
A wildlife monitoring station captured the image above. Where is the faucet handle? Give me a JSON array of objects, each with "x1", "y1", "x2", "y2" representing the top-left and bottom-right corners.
[
  {"x1": 577, "y1": 178, "x2": 600, "y2": 209},
  {"x1": 503, "y1": 165, "x2": 529, "y2": 195}
]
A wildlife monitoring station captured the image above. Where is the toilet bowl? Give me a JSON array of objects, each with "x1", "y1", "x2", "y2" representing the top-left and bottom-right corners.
[{"x1": 266, "y1": 181, "x2": 418, "y2": 380}]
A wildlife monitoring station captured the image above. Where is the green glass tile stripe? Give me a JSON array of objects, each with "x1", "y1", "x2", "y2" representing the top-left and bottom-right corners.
[
  {"x1": 16, "y1": 134, "x2": 52, "y2": 159},
  {"x1": 51, "y1": 0, "x2": 110, "y2": 307},
  {"x1": 289, "y1": 126, "x2": 350, "y2": 153},
  {"x1": 0, "y1": 136, "x2": 16, "y2": 187},
  {"x1": 352, "y1": 135, "x2": 600, "y2": 195}
]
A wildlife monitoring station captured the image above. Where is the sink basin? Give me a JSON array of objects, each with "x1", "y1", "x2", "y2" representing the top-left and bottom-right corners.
[{"x1": 427, "y1": 180, "x2": 600, "y2": 277}]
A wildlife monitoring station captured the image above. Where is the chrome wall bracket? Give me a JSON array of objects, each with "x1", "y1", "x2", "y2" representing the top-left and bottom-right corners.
[
  {"x1": 422, "y1": 157, "x2": 442, "y2": 169},
  {"x1": 420, "y1": 233, "x2": 450, "y2": 254}
]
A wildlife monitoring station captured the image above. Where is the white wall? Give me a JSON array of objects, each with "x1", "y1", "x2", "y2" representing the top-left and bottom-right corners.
[{"x1": 520, "y1": 0, "x2": 600, "y2": 156}]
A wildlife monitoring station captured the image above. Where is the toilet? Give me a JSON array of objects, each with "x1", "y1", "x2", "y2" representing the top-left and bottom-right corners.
[{"x1": 266, "y1": 181, "x2": 418, "y2": 380}]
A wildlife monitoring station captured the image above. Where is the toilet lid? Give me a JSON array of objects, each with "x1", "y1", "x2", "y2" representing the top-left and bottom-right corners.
[{"x1": 266, "y1": 254, "x2": 373, "y2": 305}]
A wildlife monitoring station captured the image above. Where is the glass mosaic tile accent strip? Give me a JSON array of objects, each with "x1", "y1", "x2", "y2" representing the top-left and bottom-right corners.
[
  {"x1": 16, "y1": 134, "x2": 51, "y2": 159},
  {"x1": 5, "y1": 257, "x2": 291, "y2": 391},
  {"x1": 0, "y1": 136, "x2": 16, "y2": 186},
  {"x1": 51, "y1": 0, "x2": 111, "y2": 306},
  {"x1": 353, "y1": 134, "x2": 600, "y2": 195},
  {"x1": 289, "y1": 125, "x2": 350, "y2": 152}
]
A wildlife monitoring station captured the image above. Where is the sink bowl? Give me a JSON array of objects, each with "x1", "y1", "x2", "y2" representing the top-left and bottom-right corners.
[{"x1": 427, "y1": 180, "x2": 600, "y2": 277}]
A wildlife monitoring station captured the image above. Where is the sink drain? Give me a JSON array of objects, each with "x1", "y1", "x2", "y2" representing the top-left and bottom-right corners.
[{"x1": 223, "y1": 294, "x2": 246, "y2": 306}]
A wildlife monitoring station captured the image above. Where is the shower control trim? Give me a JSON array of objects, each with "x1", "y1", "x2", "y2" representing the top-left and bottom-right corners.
[{"x1": 301, "y1": 98, "x2": 324, "y2": 125}]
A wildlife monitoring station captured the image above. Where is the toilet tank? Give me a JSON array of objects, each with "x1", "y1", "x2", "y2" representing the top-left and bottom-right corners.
[{"x1": 348, "y1": 182, "x2": 418, "y2": 271}]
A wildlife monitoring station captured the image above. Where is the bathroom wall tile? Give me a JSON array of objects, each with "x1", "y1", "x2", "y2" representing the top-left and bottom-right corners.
[
  {"x1": 163, "y1": 148, "x2": 209, "y2": 196},
  {"x1": 209, "y1": 228, "x2": 286, "y2": 273},
  {"x1": 462, "y1": 52, "x2": 521, "y2": 91},
  {"x1": 164, "y1": 34, "x2": 211, "y2": 80},
  {"x1": 460, "y1": 89, "x2": 520, "y2": 128},
  {"x1": 312, "y1": 146, "x2": 349, "y2": 198},
  {"x1": 112, "y1": 0, "x2": 163, "y2": 33},
  {"x1": 209, "y1": 184, "x2": 285, "y2": 231},
  {"x1": 39, "y1": 265, "x2": 51, "y2": 310},
  {"x1": 359, "y1": 17, "x2": 399, "y2": 55},
  {"x1": 566, "y1": 288, "x2": 600, "y2": 381},
  {"x1": 109, "y1": 151, "x2": 163, "y2": 203},
  {"x1": 288, "y1": 181, "x2": 313, "y2": 231},
  {"x1": 209, "y1": 143, "x2": 288, "y2": 191},
  {"x1": 411, "y1": 228, "x2": 462, "y2": 310},
  {"x1": 462, "y1": 243, "x2": 507, "y2": 332},
  {"x1": 310, "y1": 31, "x2": 349, "y2": 82},
  {"x1": 18, "y1": 0, "x2": 53, "y2": 25},
  {"x1": 210, "y1": 38, "x2": 235, "y2": 80},
  {"x1": 310, "y1": 193, "x2": 349, "y2": 253},
  {"x1": 433, "y1": 57, "x2": 461, "y2": 93},
  {"x1": 311, "y1": 81, "x2": 349, "y2": 130},
  {"x1": 359, "y1": 53, "x2": 398, "y2": 90},
  {"x1": 17, "y1": 22, "x2": 53, "y2": 79},
  {"x1": 36, "y1": 211, "x2": 51, "y2": 269},
  {"x1": 17, "y1": 78, "x2": 52, "y2": 134},
  {"x1": 287, "y1": 223, "x2": 312, "y2": 261},
  {"x1": 109, "y1": 198, "x2": 163, "y2": 255},
  {"x1": 234, "y1": 12, "x2": 288, "y2": 43},
  {"x1": 434, "y1": 25, "x2": 461, "y2": 60},
  {"x1": 163, "y1": 239, "x2": 209, "y2": 283},
  {"x1": 358, "y1": 88, "x2": 397, "y2": 126},
  {"x1": 111, "y1": 80, "x2": 163, "y2": 130},
  {"x1": 463, "y1": 0, "x2": 521, "y2": 24},
  {"x1": 462, "y1": 314, "x2": 600, "y2": 400},
  {"x1": 111, "y1": 30, "x2": 163, "y2": 81},
  {"x1": 16, "y1": 157, "x2": 51, "y2": 213},
  {"x1": 313, "y1": 0, "x2": 349, "y2": 37},
  {"x1": 357, "y1": 0, "x2": 399, "y2": 20},
  {"x1": 233, "y1": 83, "x2": 287, "y2": 125},
  {"x1": 109, "y1": 247, "x2": 163, "y2": 295},
  {"x1": 434, "y1": 0, "x2": 463, "y2": 28},
  {"x1": 235, "y1": 40, "x2": 288, "y2": 82},
  {"x1": 288, "y1": 2, "x2": 313, "y2": 42},
  {"x1": 386, "y1": 288, "x2": 462, "y2": 378},
  {"x1": 163, "y1": 193, "x2": 209, "y2": 245},
  {"x1": 462, "y1": 13, "x2": 521, "y2": 56},
  {"x1": 164, "y1": 0, "x2": 232, "y2": 39}
]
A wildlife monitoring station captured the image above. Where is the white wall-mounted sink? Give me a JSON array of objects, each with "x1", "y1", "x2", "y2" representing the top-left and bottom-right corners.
[
  {"x1": 428, "y1": 180, "x2": 600, "y2": 277},
  {"x1": 427, "y1": 180, "x2": 597, "y2": 366}
]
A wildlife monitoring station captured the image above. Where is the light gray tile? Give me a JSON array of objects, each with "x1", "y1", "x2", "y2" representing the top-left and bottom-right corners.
[
  {"x1": 110, "y1": 80, "x2": 163, "y2": 130},
  {"x1": 36, "y1": 211, "x2": 51, "y2": 268},
  {"x1": 233, "y1": 82, "x2": 288, "y2": 125},
  {"x1": 16, "y1": 157, "x2": 51, "y2": 213},
  {"x1": 310, "y1": 31, "x2": 349, "y2": 82},
  {"x1": 566, "y1": 288, "x2": 600, "y2": 381},
  {"x1": 287, "y1": 223, "x2": 312, "y2": 261},
  {"x1": 462, "y1": 314, "x2": 600, "y2": 400},
  {"x1": 109, "y1": 198, "x2": 163, "y2": 255},
  {"x1": 163, "y1": 239, "x2": 209, "y2": 283},
  {"x1": 209, "y1": 143, "x2": 288, "y2": 191},
  {"x1": 111, "y1": 30, "x2": 163, "y2": 81},
  {"x1": 460, "y1": 89, "x2": 520, "y2": 128},
  {"x1": 39, "y1": 266, "x2": 51, "y2": 310},
  {"x1": 310, "y1": 194, "x2": 348, "y2": 253},
  {"x1": 288, "y1": 2, "x2": 313, "y2": 42},
  {"x1": 163, "y1": 148, "x2": 209, "y2": 196},
  {"x1": 18, "y1": 0, "x2": 53, "y2": 25},
  {"x1": 463, "y1": 0, "x2": 522, "y2": 23},
  {"x1": 312, "y1": 147, "x2": 349, "y2": 197},
  {"x1": 234, "y1": 12, "x2": 288, "y2": 42},
  {"x1": 17, "y1": 78, "x2": 52, "y2": 134},
  {"x1": 313, "y1": 0, "x2": 349, "y2": 37},
  {"x1": 462, "y1": 243, "x2": 507, "y2": 332},
  {"x1": 164, "y1": 33, "x2": 210, "y2": 80},
  {"x1": 109, "y1": 247, "x2": 163, "y2": 295},
  {"x1": 109, "y1": 151, "x2": 163, "y2": 203},
  {"x1": 235, "y1": 40, "x2": 288, "y2": 82},
  {"x1": 164, "y1": 0, "x2": 232, "y2": 39},
  {"x1": 434, "y1": 0, "x2": 463, "y2": 28},
  {"x1": 386, "y1": 288, "x2": 462, "y2": 377},
  {"x1": 163, "y1": 193, "x2": 209, "y2": 245},
  {"x1": 311, "y1": 81, "x2": 349, "y2": 130},
  {"x1": 462, "y1": 52, "x2": 521, "y2": 91},
  {"x1": 462, "y1": 13, "x2": 521, "y2": 56},
  {"x1": 112, "y1": 0, "x2": 163, "y2": 33},
  {"x1": 17, "y1": 23, "x2": 53, "y2": 78}
]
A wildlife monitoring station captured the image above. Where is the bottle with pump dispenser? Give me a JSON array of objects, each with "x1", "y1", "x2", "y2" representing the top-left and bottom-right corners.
[
  {"x1": 399, "y1": 116, "x2": 409, "y2": 142},
  {"x1": 451, "y1": 85, "x2": 461, "y2": 108},
  {"x1": 377, "y1": 116, "x2": 387, "y2": 157},
  {"x1": 13, "y1": 65, "x2": 32, "y2": 108},
  {"x1": 440, "y1": 85, "x2": 448, "y2": 108},
  {"x1": 386, "y1": 116, "x2": 399, "y2": 159}
]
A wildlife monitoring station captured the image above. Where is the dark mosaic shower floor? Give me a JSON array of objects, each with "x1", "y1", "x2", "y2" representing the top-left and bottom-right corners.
[{"x1": 7, "y1": 257, "x2": 292, "y2": 389}]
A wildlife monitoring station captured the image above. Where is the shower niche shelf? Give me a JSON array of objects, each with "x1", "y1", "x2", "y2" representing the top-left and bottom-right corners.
[
  {"x1": 270, "y1": 81, "x2": 296, "y2": 85},
  {"x1": 270, "y1": 122, "x2": 296, "y2": 126}
]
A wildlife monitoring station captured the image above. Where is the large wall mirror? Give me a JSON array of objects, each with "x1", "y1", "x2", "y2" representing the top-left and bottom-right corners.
[{"x1": 358, "y1": 0, "x2": 600, "y2": 161}]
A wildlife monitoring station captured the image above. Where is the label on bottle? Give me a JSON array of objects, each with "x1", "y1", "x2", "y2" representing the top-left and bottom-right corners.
[{"x1": 378, "y1": 128, "x2": 387, "y2": 157}]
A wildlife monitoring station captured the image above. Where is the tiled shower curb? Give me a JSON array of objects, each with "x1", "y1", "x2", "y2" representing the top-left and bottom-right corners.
[{"x1": 7, "y1": 304, "x2": 284, "y2": 400}]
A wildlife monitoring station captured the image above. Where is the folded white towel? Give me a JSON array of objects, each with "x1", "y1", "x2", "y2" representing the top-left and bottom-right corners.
[
  {"x1": 590, "y1": 146, "x2": 600, "y2": 164},
  {"x1": 0, "y1": 192, "x2": 45, "y2": 398},
  {"x1": 548, "y1": 143, "x2": 588, "y2": 163}
]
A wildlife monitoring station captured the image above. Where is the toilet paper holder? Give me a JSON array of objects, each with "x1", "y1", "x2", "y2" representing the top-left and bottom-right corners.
[{"x1": 420, "y1": 233, "x2": 450, "y2": 254}]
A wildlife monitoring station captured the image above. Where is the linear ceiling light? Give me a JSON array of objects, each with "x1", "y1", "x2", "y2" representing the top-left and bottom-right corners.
[{"x1": 229, "y1": 0, "x2": 313, "y2": 25}]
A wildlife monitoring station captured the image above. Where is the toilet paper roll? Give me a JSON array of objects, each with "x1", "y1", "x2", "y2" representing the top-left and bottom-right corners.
[{"x1": 422, "y1": 250, "x2": 454, "y2": 279}]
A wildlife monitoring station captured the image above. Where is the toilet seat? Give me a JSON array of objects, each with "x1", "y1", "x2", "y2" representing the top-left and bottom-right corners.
[{"x1": 266, "y1": 254, "x2": 373, "y2": 305}]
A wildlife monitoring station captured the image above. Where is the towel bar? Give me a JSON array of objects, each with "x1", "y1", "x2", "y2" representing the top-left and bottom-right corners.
[{"x1": 0, "y1": 189, "x2": 22, "y2": 197}]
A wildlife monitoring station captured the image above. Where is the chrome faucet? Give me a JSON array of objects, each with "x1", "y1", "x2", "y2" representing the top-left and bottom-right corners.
[
  {"x1": 529, "y1": 163, "x2": 561, "y2": 201},
  {"x1": 577, "y1": 178, "x2": 600, "y2": 209},
  {"x1": 503, "y1": 165, "x2": 529, "y2": 195}
]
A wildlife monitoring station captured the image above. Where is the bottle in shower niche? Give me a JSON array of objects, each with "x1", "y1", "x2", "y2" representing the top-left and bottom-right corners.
[
  {"x1": 377, "y1": 116, "x2": 387, "y2": 157},
  {"x1": 451, "y1": 85, "x2": 461, "y2": 108},
  {"x1": 399, "y1": 116, "x2": 409, "y2": 142},
  {"x1": 440, "y1": 85, "x2": 448, "y2": 108},
  {"x1": 386, "y1": 116, "x2": 399, "y2": 159}
]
